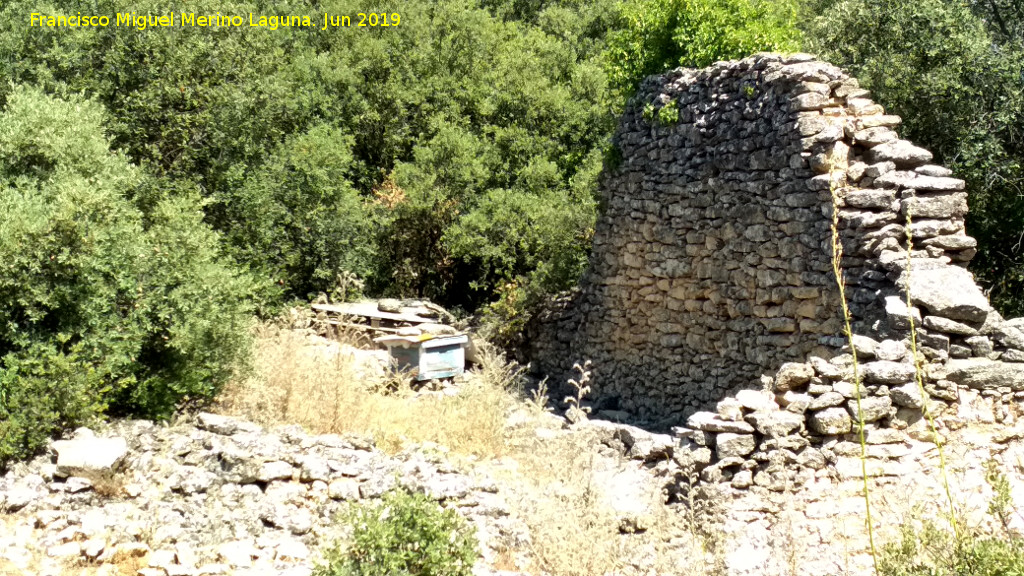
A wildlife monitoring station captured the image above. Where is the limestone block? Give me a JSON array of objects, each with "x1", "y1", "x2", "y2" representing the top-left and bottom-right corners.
[
  {"x1": 922, "y1": 316, "x2": 979, "y2": 336},
  {"x1": 861, "y1": 361, "x2": 915, "y2": 385},
  {"x1": 52, "y1": 436, "x2": 128, "y2": 478},
  {"x1": 946, "y1": 359, "x2": 1024, "y2": 391},
  {"x1": 865, "y1": 140, "x2": 933, "y2": 166},
  {"x1": 774, "y1": 362, "x2": 814, "y2": 391},
  {"x1": 846, "y1": 396, "x2": 892, "y2": 422},
  {"x1": 808, "y1": 407, "x2": 853, "y2": 435},
  {"x1": 716, "y1": 433, "x2": 757, "y2": 458},
  {"x1": 890, "y1": 382, "x2": 924, "y2": 409},
  {"x1": 744, "y1": 411, "x2": 804, "y2": 437},
  {"x1": 687, "y1": 412, "x2": 756, "y2": 433},
  {"x1": 902, "y1": 266, "x2": 992, "y2": 322}
]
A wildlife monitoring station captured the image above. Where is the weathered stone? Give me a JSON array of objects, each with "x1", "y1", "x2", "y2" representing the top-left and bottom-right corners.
[
  {"x1": 923, "y1": 315, "x2": 978, "y2": 336},
  {"x1": 808, "y1": 391, "x2": 845, "y2": 411},
  {"x1": 808, "y1": 356, "x2": 842, "y2": 379},
  {"x1": 865, "y1": 140, "x2": 933, "y2": 166},
  {"x1": 774, "y1": 363, "x2": 814, "y2": 391},
  {"x1": 832, "y1": 381, "x2": 868, "y2": 399},
  {"x1": 890, "y1": 382, "x2": 924, "y2": 409},
  {"x1": 716, "y1": 397, "x2": 745, "y2": 421},
  {"x1": 687, "y1": 412, "x2": 756, "y2": 433},
  {"x1": 875, "y1": 340, "x2": 907, "y2": 362},
  {"x1": 778, "y1": 391, "x2": 812, "y2": 414},
  {"x1": 730, "y1": 469, "x2": 754, "y2": 489},
  {"x1": 673, "y1": 445, "x2": 713, "y2": 469},
  {"x1": 966, "y1": 335, "x2": 995, "y2": 357},
  {"x1": 197, "y1": 413, "x2": 261, "y2": 436},
  {"x1": 744, "y1": 411, "x2": 804, "y2": 437},
  {"x1": 902, "y1": 193, "x2": 968, "y2": 219},
  {"x1": 946, "y1": 359, "x2": 1024, "y2": 390},
  {"x1": 861, "y1": 361, "x2": 916, "y2": 384},
  {"x1": 257, "y1": 461, "x2": 294, "y2": 483},
  {"x1": 846, "y1": 396, "x2": 892, "y2": 422},
  {"x1": 716, "y1": 433, "x2": 757, "y2": 458},
  {"x1": 299, "y1": 456, "x2": 331, "y2": 483},
  {"x1": 902, "y1": 266, "x2": 993, "y2": 323},
  {"x1": 884, "y1": 296, "x2": 922, "y2": 331},
  {"x1": 735, "y1": 389, "x2": 778, "y2": 412},
  {"x1": 847, "y1": 335, "x2": 879, "y2": 358},
  {"x1": 808, "y1": 408, "x2": 852, "y2": 435},
  {"x1": 612, "y1": 425, "x2": 675, "y2": 460},
  {"x1": 921, "y1": 235, "x2": 977, "y2": 251},
  {"x1": 864, "y1": 428, "x2": 907, "y2": 444},
  {"x1": 845, "y1": 189, "x2": 895, "y2": 209},
  {"x1": 327, "y1": 478, "x2": 360, "y2": 501},
  {"x1": 51, "y1": 436, "x2": 128, "y2": 477}
]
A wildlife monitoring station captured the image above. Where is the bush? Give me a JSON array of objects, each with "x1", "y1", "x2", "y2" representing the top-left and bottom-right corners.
[
  {"x1": 878, "y1": 522, "x2": 1024, "y2": 576},
  {"x1": 315, "y1": 488, "x2": 478, "y2": 576},
  {"x1": 878, "y1": 464, "x2": 1024, "y2": 576},
  {"x1": 0, "y1": 86, "x2": 253, "y2": 465},
  {"x1": 604, "y1": 0, "x2": 802, "y2": 98}
]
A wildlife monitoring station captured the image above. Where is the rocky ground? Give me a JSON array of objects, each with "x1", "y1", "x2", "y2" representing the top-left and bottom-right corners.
[
  {"x1": 2, "y1": 377, "x2": 1024, "y2": 576},
  {"x1": 0, "y1": 411, "x2": 529, "y2": 576},
  {"x1": 0, "y1": 403, "x2": 695, "y2": 576}
]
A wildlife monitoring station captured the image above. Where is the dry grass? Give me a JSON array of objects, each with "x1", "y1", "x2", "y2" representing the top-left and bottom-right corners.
[
  {"x1": 494, "y1": 408, "x2": 704, "y2": 576},
  {"x1": 216, "y1": 324, "x2": 522, "y2": 456},
  {"x1": 217, "y1": 324, "x2": 713, "y2": 575}
]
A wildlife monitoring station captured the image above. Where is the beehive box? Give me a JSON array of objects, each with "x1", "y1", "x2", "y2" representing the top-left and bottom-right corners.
[{"x1": 375, "y1": 334, "x2": 468, "y2": 381}]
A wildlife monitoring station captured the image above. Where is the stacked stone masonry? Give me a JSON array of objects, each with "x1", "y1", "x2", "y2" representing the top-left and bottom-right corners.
[{"x1": 528, "y1": 53, "x2": 1024, "y2": 488}]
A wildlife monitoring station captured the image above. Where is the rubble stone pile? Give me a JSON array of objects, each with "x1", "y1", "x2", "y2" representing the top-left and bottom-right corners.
[{"x1": 0, "y1": 413, "x2": 521, "y2": 576}]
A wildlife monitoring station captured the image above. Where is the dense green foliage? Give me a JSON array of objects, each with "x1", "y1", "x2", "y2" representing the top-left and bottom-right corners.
[
  {"x1": 0, "y1": 87, "x2": 252, "y2": 463},
  {"x1": 3, "y1": 0, "x2": 1024, "y2": 461},
  {"x1": 0, "y1": 0, "x2": 806, "y2": 313},
  {"x1": 806, "y1": 0, "x2": 1024, "y2": 315},
  {"x1": 314, "y1": 488, "x2": 478, "y2": 576},
  {"x1": 604, "y1": 0, "x2": 802, "y2": 97},
  {"x1": 0, "y1": 0, "x2": 803, "y2": 464},
  {"x1": 0, "y1": 0, "x2": 614, "y2": 312}
]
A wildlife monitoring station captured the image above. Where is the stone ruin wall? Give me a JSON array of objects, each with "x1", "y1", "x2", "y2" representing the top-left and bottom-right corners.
[{"x1": 528, "y1": 53, "x2": 1024, "y2": 489}]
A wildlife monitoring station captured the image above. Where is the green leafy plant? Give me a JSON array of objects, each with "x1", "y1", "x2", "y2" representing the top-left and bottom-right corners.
[
  {"x1": 315, "y1": 488, "x2": 478, "y2": 576},
  {"x1": 643, "y1": 102, "x2": 658, "y2": 121},
  {"x1": 878, "y1": 461, "x2": 1024, "y2": 576},
  {"x1": 657, "y1": 100, "x2": 680, "y2": 125},
  {"x1": 0, "y1": 86, "x2": 253, "y2": 465},
  {"x1": 605, "y1": 0, "x2": 802, "y2": 98}
]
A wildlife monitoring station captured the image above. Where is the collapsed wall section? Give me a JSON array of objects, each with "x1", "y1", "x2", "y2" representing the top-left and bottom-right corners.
[{"x1": 528, "y1": 53, "x2": 1024, "y2": 428}]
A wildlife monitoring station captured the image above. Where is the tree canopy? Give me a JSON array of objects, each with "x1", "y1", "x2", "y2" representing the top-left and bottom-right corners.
[{"x1": 2, "y1": 0, "x2": 1024, "y2": 462}]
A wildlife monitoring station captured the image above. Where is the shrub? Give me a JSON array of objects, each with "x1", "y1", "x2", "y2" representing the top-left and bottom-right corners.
[
  {"x1": 878, "y1": 522, "x2": 1024, "y2": 576},
  {"x1": 878, "y1": 464, "x2": 1024, "y2": 576},
  {"x1": 315, "y1": 488, "x2": 478, "y2": 576},
  {"x1": 604, "y1": 0, "x2": 802, "y2": 98},
  {"x1": 0, "y1": 86, "x2": 253, "y2": 465}
]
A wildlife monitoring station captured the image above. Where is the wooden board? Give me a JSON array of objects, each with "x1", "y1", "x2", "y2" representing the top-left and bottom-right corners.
[{"x1": 311, "y1": 302, "x2": 435, "y2": 324}]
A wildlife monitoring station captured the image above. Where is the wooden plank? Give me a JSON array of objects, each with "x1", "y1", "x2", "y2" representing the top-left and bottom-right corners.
[
  {"x1": 324, "y1": 320, "x2": 403, "y2": 334},
  {"x1": 311, "y1": 302, "x2": 434, "y2": 324}
]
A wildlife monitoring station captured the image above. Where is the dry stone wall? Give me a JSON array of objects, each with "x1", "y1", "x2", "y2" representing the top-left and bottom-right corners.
[{"x1": 528, "y1": 52, "x2": 1024, "y2": 442}]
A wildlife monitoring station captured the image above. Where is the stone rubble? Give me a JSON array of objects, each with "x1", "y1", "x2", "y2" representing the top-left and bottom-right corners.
[{"x1": 0, "y1": 413, "x2": 524, "y2": 576}]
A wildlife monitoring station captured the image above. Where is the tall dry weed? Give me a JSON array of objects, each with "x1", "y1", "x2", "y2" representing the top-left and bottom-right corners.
[{"x1": 216, "y1": 325, "x2": 521, "y2": 456}]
